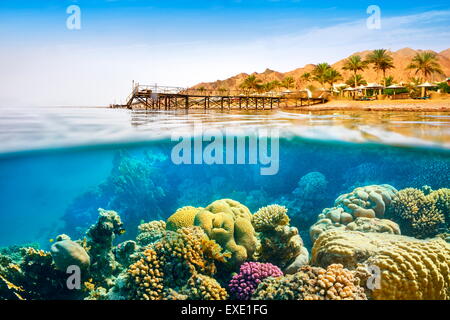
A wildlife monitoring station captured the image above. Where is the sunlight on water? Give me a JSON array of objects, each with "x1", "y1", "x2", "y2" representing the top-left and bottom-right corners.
[{"x1": 0, "y1": 106, "x2": 449, "y2": 155}]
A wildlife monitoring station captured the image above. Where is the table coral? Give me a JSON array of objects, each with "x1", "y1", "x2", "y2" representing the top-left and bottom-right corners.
[
  {"x1": 311, "y1": 230, "x2": 450, "y2": 300},
  {"x1": 229, "y1": 262, "x2": 283, "y2": 300},
  {"x1": 194, "y1": 199, "x2": 257, "y2": 270},
  {"x1": 253, "y1": 264, "x2": 366, "y2": 300},
  {"x1": 253, "y1": 205, "x2": 309, "y2": 271},
  {"x1": 388, "y1": 187, "x2": 448, "y2": 238}
]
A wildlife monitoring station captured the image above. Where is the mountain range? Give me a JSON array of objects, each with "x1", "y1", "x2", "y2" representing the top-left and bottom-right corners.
[{"x1": 192, "y1": 48, "x2": 450, "y2": 90}]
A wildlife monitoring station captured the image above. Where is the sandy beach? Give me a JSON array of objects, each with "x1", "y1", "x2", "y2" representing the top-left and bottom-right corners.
[{"x1": 287, "y1": 99, "x2": 450, "y2": 112}]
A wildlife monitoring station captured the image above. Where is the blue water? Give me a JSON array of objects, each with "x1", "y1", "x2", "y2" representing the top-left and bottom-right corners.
[{"x1": 0, "y1": 107, "x2": 448, "y2": 248}]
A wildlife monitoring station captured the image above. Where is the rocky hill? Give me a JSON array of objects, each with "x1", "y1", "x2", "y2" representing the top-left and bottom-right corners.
[{"x1": 192, "y1": 48, "x2": 450, "y2": 90}]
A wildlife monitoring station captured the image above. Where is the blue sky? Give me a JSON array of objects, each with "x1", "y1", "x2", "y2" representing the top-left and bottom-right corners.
[{"x1": 0, "y1": 0, "x2": 449, "y2": 106}]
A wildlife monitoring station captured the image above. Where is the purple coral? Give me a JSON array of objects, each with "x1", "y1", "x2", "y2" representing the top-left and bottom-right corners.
[{"x1": 229, "y1": 262, "x2": 283, "y2": 300}]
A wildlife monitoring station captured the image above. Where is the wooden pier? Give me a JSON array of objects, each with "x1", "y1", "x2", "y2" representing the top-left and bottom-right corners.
[{"x1": 111, "y1": 84, "x2": 327, "y2": 110}]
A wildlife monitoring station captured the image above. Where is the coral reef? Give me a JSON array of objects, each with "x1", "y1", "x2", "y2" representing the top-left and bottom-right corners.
[
  {"x1": 180, "y1": 273, "x2": 228, "y2": 300},
  {"x1": 62, "y1": 151, "x2": 173, "y2": 239},
  {"x1": 136, "y1": 220, "x2": 166, "y2": 246},
  {"x1": 311, "y1": 230, "x2": 450, "y2": 300},
  {"x1": 85, "y1": 208, "x2": 125, "y2": 287},
  {"x1": 310, "y1": 216, "x2": 400, "y2": 244},
  {"x1": 252, "y1": 205, "x2": 309, "y2": 272},
  {"x1": 194, "y1": 199, "x2": 257, "y2": 270},
  {"x1": 387, "y1": 187, "x2": 448, "y2": 238},
  {"x1": 309, "y1": 184, "x2": 400, "y2": 243},
  {"x1": 127, "y1": 248, "x2": 164, "y2": 300},
  {"x1": 229, "y1": 262, "x2": 283, "y2": 300},
  {"x1": 253, "y1": 264, "x2": 366, "y2": 300},
  {"x1": 122, "y1": 226, "x2": 229, "y2": 300},
  {"x1": 335, "y1": 184, "x2": 397, "y2": 219}
]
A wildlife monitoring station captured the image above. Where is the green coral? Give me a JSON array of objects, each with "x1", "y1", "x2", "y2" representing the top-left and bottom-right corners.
[
  {"x1": 85, "y1": 208, "x2": 125, "y2": 287},
  {"x1": 388, "y1": 187, "x2": 448, "y2": 238},
  {"x1": 253, "y1": 205, "x2": 309, "y2": 272}
]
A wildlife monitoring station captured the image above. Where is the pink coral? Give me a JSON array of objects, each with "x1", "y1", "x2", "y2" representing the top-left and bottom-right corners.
[{"x1": 229, "y1": 262, "x2": 283, "y2": 300}]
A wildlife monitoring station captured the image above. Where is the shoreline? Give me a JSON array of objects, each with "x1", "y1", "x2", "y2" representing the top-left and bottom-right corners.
[{"x1": 284, "y1": 99, "x2": 450, "y2": 112}]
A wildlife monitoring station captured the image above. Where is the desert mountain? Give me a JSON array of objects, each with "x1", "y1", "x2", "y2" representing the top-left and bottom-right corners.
[{"x1": 193, "y1": 48, "x2": 450, "y2": 90}]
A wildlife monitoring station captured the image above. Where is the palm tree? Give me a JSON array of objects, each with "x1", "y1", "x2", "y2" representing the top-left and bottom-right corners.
[
  {"x1": 383, "y1": 76, "x2": 395, "y2": 87},
  {"x1": 324, "y1": 68, "x2": 343, "y2": 90},
  {"x1": 345, "y1": 74, "x2": 367, "y2": 87},
  {"x1": 239, "y1": 75, "x2": 262, "y2": 93},
  {"x1": 218, "y1": 87, "x2": 228, "y2": 96},
  {"x1": 366, "y1": 49, "x2": 395, "y2": 86},
  {"x1": 312, "y1": 63, "x2": 331, "y2": 88},
  {"x1": 406, "y1": 51, "x2": 444, "y2": 81},
  {"x1": 281, "y1": 76, "x2": 295, "y2": 90},
  {"x1": 299, "y1": 72, "x2": 312, "y2": 88},
  {"x1": 198, "y1": 86, "x2": 206, "y2": 94},
  {"x1": 342, "y1": 55, "x2": 368, "y2": 88}
]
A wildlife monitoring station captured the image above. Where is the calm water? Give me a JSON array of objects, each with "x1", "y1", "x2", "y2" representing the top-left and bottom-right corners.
[{"x1": 0, "y1": 106, "x2": 449, "y2": 247}]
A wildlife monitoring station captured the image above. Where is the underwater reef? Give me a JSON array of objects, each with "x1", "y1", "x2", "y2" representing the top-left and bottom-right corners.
[{"x1": 1, "y1": 185, "x2": 449, "y2": 300}]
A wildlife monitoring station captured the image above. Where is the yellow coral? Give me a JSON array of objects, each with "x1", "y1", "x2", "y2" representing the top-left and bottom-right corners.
[
  {"x1": 367, "y1": 239, "x2": 450, "y2": 300},
  {"x1": 389, "y1": 187, "x2": 446, "y2": 238},
  {"x1": 194, "y1": 199, "x2": 257, "y2": 270},
  {"x1": 166, "y1": 206, "x2": 201, "y2": 231},
  {"x1": 252, "y1": 205, "x2": 289, "y2": 232},
  {"x1": 184, "y1": 273, "x2": 228, "y2": 300},
  {"x1": 253, "y1": 264, "x2": 366, "y2": 300},
  {"x1": 127, "y1": 248, "x2": 164, "y2": 300},
  {"x1": 311, "y1": 230, "x2": 450, "y2": 300}
]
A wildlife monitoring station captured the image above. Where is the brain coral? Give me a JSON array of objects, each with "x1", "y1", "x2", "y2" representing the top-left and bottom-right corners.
[
  {"x1": 388, "y1": 187, "x2": 448, "y2": 238},
  {"x1": 166, "y1": 206, "x2": 201, "y2": 231},
  {"x1": 335, "y1": 184, "x2": 398, "y2": 219},
  {"x1": 309, "y1": 184, "x2": 400, "y2": 244},
  {"x1": 253, "y1": 264, "x2": 366, "y2": 300},
  {"x1": 310, "y1": 211, "x2": 401, "y2": 244},
  {"x1": 194, "y1": 199, "x2": 257, "y2": 270},
  {"x1": 253, "y1": 205, "x2": 309, "y2": 271},
  {"x1": 311, "y1": 230, "x2": 450, "y2": 300},
  {"x1": 136, "y1": 220, "x2": 166, "y2": 246},
  {"x1": 229, "y1": 262, "x2": 283, "y2": 300}
]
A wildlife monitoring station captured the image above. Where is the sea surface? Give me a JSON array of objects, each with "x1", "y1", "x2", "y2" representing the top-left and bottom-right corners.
[{"x1": 0, "y1": 106, "x2": 449, "y2": 248}]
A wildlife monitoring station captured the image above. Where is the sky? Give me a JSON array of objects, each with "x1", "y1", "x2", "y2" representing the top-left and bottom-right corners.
[{"x1": 0, "y1": 0, "x2": 449, "y2": 106}]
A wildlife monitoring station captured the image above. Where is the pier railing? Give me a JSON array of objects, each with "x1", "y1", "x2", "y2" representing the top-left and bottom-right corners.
[{"x1": 111, "y1": 83, "x2": 327, "y2": 110}]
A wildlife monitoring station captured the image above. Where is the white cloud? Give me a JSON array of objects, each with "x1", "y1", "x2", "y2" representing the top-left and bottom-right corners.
[{"x1": 0, "y1": 10, "x2": 449, "y2": 107}]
